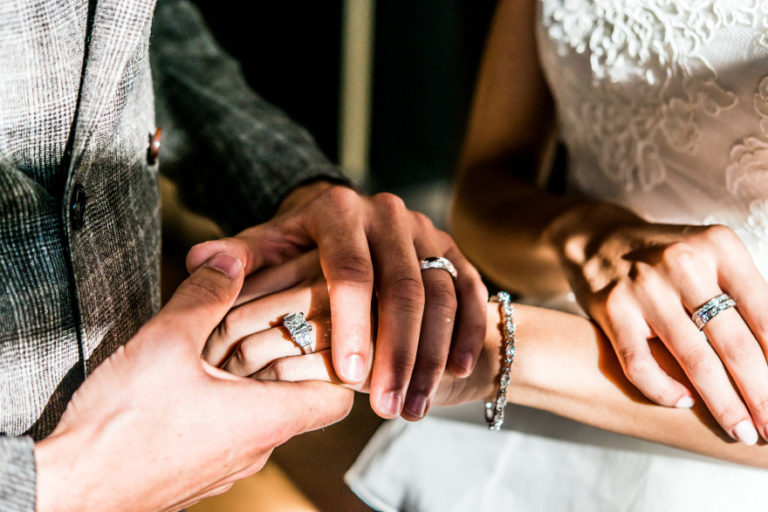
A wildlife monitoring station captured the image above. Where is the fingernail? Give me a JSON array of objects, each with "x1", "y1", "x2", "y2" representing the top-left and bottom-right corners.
[
  {"x1": 204, "y1": 253, "x2": 243, "y2": 279},
  {"x1": 733, "y1": 420, "x2": 759, "y2": 446},
  {"x1": 343, "y1": 354, "x2": 365, "y2": 382},
  {"x1": 405, "y1": 394, "x2": 428, "y2": 418},
  {"x1": 454, "y1": 352, "x2": 474, "y2": 377},
  {"x1": 674, "y1": 395, "x2": 694, "y2": 409},
  {"x1": 378, "y1": 390, "x2": 403, "y2": 417}
]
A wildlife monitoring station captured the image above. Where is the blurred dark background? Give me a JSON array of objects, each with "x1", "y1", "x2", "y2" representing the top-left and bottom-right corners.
[{"x1": 193, "y1": 1, "x2": 496, "y2": 193}]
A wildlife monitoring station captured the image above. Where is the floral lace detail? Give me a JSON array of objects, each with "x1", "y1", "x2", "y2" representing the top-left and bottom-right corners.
[
  {"x1": 727, "y1": 76, "x2": 768, "y2": 197},
  {"x1": 541, "y1": 0, "x2": 768, "y2": 191},
  {"x1": 716, "y1": 75, "x2": 768, "y2": 272}
]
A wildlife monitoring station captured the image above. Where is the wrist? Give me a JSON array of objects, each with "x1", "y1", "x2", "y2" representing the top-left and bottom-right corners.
[{"x1": 544, "y1": 201, "x2": 643, "y2": 253}]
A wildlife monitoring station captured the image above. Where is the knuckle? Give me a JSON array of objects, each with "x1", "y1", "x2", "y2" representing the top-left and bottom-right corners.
[
  {"x1": 419, "y1": 357, "x2": 446, "y2": 380},
  {"x1": 412, "y1": 211, "x2": 434, "y2": 232},
  {"x1": 269, "y1": 360, "x2": 293, "y2": 381},
  {"x1": 213, "y1": 318, "x2": 231, "y2": 344},
  {"x1": 751, "y1": 396, "x2": 768, "y2": 422},
  {"x1": 389, "y1": 349, "x2": 417, "y2": 377},
  {"x1": 718, "y1": 406, "x2": 747, "y2": 429},
  {"x1": 660, "y1": 241, "x2": 696, "y2": 269},
  {"x1": 628, "y1": 262, "x2": 661, "y2": 294},
  {"x1": 373, "y1": 192, "x2": 407, "y2": 217},
  {"x1": 217, "y1": 309, "x2": 242, "y2": 342},
  {"x1": 409, "y1": 365, "x2": 444, "y2": 394},
  {"x1": 425, "y1": 279, "x2": 457, "y2": 315},
  {"x1": 620, "y1": 349, "x2": 653, "y2": 381},
  {"x1": 619, "y1": 353, "x2": 670, "y2": 404},
  {"x1": 329, "y1": 254, "x2": 374, "y2": 285},
  {"x1": 602, "y1": 284, "x2": 630, "y2": 320},
  {"x1": 231, "y1": 340, "x2": 251, "y2": 367},
  {"x1": 750, "y1": 311, "x2": 768, "y2": 337},
  {"x1": 680, "y1": 346, "x2": 717, "y2": 379},
  {"x1": 389, "y1": 275, "x2": 426, "y2": 315},
  {"x1": 719, "y1": 336, "x2": 754, "y2": 363},
  {"x1": 321, "y1": 185, "x2": 359, "y2": 210},
  {"x1": 700, "y1": 223, "x2": 736, "y2": 246}
]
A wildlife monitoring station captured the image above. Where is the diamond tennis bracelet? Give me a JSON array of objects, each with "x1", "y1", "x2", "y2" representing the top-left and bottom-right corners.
[{"x1": 484, "y1": 291, "x2": 515, "y2": 431}]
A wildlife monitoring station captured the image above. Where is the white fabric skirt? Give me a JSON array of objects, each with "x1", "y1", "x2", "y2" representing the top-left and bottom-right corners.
[{"x1": 346, "y1": 403, "x2": 768, "y2": 512}]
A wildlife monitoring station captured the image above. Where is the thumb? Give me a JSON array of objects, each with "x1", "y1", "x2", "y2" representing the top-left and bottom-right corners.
[{"x1": 158, "y1": 253, "x2": 244, "y2": 352}]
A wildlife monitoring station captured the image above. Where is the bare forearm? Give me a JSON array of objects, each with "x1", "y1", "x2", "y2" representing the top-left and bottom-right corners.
[
  {"x1": 451, "y1": 166, "x2": 578, "y2": 295},
  {"x1": 504, "y1": 304, "x2": 768, "y2": 467},
  {"x1": 451, "y1": 0, "x2": 578, "y2": 296}
]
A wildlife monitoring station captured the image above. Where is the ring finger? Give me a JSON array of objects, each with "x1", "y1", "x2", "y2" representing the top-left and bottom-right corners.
[
  {"x1": 679, "y1": 286, "x2": 768, "y2": 442},
  {"x1": 401, "y1": 229, "x2": 458, "y2": 420},
  {"x1": 223, "y1": 316, "x2": 332, "y2": 377},
  {"x1": 205, "y1": 278, "x2": 327, "y2": 366},
  {"x1": 638, "y1": 279, "x2": 759, "y2": 444}
]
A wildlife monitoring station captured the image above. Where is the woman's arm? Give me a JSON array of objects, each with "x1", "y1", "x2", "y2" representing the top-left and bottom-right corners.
[
  {"x1": 453, "y1": 0, "x2": 768, "y2": 443},
  {"x1": 436, "y1": 303, "x2": 768, "y2": 467},
  {"x1": 205, "y1": 258, "x2": 768, "y2": 467},
  {"x1": 452, "y1": 0, "x2": 573, "y2": 296}
]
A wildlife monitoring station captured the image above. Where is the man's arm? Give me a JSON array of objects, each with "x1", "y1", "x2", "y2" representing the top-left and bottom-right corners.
[{"x1": 150, "y1": 0, "x2": 349, "y2": 234}]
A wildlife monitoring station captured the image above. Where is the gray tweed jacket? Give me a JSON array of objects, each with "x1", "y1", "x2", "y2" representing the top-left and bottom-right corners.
[{"x1": 0, "y1": 0, "x2": 346, "y2": 509}]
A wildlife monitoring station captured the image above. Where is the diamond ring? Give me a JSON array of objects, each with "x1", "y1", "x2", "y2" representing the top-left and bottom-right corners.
[
  {"x1": 282, "y1": 312, "x2": 315, "y2": 354},
  {"x1": 419, "y1": 257, "x2": 457, "y2": 280},
  {"x1": 691, "y1": 293, "x2": 736, "y2": 330}
]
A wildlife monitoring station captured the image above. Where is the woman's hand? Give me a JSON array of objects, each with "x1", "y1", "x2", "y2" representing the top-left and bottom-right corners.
[
  {"x1": 548, "y1": 202, "x2": 768, "y2": 444},
  {"x1": 203, "y1": 250, "x2": 491, "y2": 418}
]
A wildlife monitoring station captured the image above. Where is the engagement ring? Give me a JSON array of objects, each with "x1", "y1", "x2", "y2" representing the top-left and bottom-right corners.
[
  {"x1": 691, "y1": 293, "x2": 736, "y2": 330},
  {"x1": 282, "y1": 312, "x2": 315, "y2": 354}
]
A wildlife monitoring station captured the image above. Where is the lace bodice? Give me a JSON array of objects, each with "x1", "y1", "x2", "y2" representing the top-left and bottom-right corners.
[{"x1": 537, "y1": 0, "x2": 768, "y2": 274}]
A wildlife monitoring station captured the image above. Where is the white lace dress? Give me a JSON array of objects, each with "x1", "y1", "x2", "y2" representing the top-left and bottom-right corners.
[{"x1": 346, "y1": 2, "x2": 768, "y2": 510}]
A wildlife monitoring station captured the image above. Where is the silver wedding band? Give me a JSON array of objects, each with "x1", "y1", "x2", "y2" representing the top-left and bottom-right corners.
[
  {"x1": 419, "y1": 257, "x2": 457, "y2": 280},
  {"x1": 282, "y1": 312, "x2": 315, "y2": 354},
  {"x1": 691, "y1": 293, "x2": 736, "y2": 330}
]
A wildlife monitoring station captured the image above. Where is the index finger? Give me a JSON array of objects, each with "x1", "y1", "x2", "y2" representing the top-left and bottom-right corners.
[{"x1": 312, "y1": 214, "x2": 374, "y2": 385}]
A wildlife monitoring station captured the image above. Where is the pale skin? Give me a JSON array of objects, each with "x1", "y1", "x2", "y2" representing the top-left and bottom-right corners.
[
  {"x1": 208, "y1": 252, "x2": 768, "y2": 469},
  {"x1": 34, "y1": 254, "x2": 353, "y2": 512},
  {"x1": 451, "y1": 0, "x2": 768, "y2": 444}
]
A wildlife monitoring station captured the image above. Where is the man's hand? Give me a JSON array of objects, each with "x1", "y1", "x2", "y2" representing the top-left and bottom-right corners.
[
  {"x1": 186, "y1": 182, "x2": 488, "y2": 420},
  {"x1": 35, "y1": 253, "x2": 352, "y2": 512},
  {"x1": 202, "y1": 250, "x2": 496, "y2": 407}
]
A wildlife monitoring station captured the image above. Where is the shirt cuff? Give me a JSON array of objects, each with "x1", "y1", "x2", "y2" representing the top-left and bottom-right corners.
[{"x1": 0, "y1": 436, "x2": 36, "y2": 512}]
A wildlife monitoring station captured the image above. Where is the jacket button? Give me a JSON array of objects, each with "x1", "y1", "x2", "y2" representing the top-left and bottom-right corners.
[
  {"x1": 147, "y1": 127, "x2": 163, "y2": 165},
  {"x1": 70, "y1": 184, "x2": 86, "y2": 230}
]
